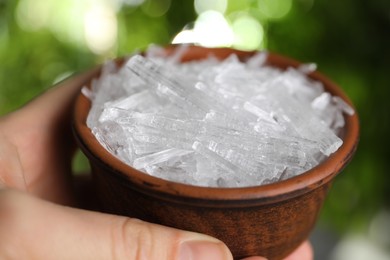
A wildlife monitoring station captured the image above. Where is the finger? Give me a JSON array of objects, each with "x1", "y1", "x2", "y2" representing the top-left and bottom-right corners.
[
  {"x1": 0, "y1": 68, "x2": 99, "y2": 203},
  {"x1": 240, "y1": 256, "x2": 267, "y2": 260},
  {"x1": 240, "y1": 240, "x2": 313, "y2": 260},
  {"x1": 0, "y1": 189, "x2": 233, "y2": 260},
  {"x1": 0, "y1": 132, "x2": 26, "y2": 190},
  {"x1": 14, "y1": 66, "x2": 100, "y2": 134},
  {"x1": 284, "y1": 241, "x2": 313, "y2": 260}
]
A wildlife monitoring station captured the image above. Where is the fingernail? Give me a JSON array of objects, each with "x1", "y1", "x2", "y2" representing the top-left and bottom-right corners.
[{"x1": 179, "y1": 240, "x2": 232, "y2": 260}]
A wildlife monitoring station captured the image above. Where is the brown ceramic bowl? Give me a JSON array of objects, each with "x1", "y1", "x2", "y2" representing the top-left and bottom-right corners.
[{"x1": 72, "y1": 45, "x2": 359, "y2": 259}]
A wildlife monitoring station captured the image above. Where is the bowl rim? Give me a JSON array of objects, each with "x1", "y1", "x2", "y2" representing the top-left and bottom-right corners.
[{"x1": 72, "y1": 45, "x2": 359, "y2": 207}]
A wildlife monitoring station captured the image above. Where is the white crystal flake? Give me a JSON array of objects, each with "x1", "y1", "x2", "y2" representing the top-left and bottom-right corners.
[{"x1": 85, "y1": 45, "x2": 355, "y2": 188}]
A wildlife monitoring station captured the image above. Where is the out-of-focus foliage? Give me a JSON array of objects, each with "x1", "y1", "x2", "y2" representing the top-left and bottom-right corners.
[
  {"x1": 0, "y1": 0, "x2": 195, "y2": 113},
  {"x1": 1, "y1": 0, "x2": 389, "y2": 235}
]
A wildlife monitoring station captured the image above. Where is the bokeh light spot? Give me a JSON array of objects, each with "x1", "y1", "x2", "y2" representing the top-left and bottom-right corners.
[
  {"x1": 194, "y1": 10, "x2": 234, "y2": 47},
  {"x1": 172, "y1": 30, "x2": 197, "y2": 44},
  {"x1": 141, "y1": 0, "x2": 171, "y2": 17},
  {"x1": 172, "y1": 10, "x2": 235, "y2": 47},
  {"x1": 121, "y1": 0, "x2": 146, "y2": 7},
  {"x1": 16, "y1": 0, "x2": 50, "y2": 31},
  {"x1": 226, "y1": 0, "x2": 251, "y2": 14},
  {"x1": 257, "y1": 0, "x2": 292, "y2": 20},
  {"x1": 232, "y1": 14, "x2": 264, "y2": 50},
  {"x1": 194, "y1": 0, "x2": 227, "y2": 15},
  {"x1": 84, "y1": 5, "x2": 118, "y2": 54}
]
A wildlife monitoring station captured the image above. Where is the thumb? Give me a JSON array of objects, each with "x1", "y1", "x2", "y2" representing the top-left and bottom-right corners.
[{"x1": 0, "y1": 189, "x2": 233, "y2": 260}]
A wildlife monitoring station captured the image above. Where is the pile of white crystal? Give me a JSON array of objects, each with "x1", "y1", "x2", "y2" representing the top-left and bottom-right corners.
[{"x1": 85, "y1": 45, "x2": 354, "y2": 188}]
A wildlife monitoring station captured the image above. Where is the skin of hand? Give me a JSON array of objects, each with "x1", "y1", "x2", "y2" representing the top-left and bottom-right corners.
[{"x1": 0, "y1": 68, "x2": 313, "y2": 260}]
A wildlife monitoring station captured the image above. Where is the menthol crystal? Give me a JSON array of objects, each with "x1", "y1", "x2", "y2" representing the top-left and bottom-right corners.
[{"x1": 85, "y1": 45, "x2": 354, "y2": 188}]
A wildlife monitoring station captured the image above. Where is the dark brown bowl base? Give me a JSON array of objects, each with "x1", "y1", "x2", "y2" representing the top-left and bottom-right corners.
[{"x1": 84, "y1": 157, "x2": 330, "y2": 259}]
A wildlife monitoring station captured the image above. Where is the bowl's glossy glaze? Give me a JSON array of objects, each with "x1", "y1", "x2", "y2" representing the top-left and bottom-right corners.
[{"x1": 73, "y1": 45, "x2": 359, "y2": 259}]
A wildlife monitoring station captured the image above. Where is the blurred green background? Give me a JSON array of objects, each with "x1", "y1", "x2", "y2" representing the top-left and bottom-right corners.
[{"x1": 1, "y1": 0, "x2": 389, "y2": 259}]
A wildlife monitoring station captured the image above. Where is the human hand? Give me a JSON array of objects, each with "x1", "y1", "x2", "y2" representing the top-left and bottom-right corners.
[{"x1": 0, "y1": 69, "x2": 313, "y2": 260}]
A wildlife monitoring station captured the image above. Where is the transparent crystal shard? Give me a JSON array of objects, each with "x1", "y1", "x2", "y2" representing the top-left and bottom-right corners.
[
  {"x1": 123, "y1": 114, "x2": 265, "y2": 162},
  {"x1": 115, "y1": 113, "x2": 199, "y2": 150},
  {"x1": 126, "y1": 55, "x2": 228, "y2": 115},
  {"x1": 99, "y1": 107, "x2": 132, "y2": 123},
  {"x1": 145, "y1": 44, "x2": 190, "y2": 66},
  {"x1": 192, "y1": 141, "x2": 240, "y2": 174},
  {"x1": 129, "y1": 113, "x2": 189, "y2": 132},
  {"x1": 131, "y1": 127, "x2": 193, "y2": 150},
  {"x1": 243, "y1": 101, "x2": 278, "y2": 124},
  {"x1": 201, "y1": 109, "x2": 315, "y2": 164},
  {"x1": 87, "y1": 70, "x2": 128, "y2": 129},
  {"x1": 203, "y1": 110, "x2": 253, "y2": 133},
  {"x1": 145, "y1": 44, "x2": 166, "y2": 59},
  {"x1": 246, "y1": 51, "x2": 268, "y2": 68},
  {"x1": 133, "y1": 148, "x2": 193, "y2": 170},
  {"x1": 311, "y1": 92, "x2": 332, "y2": 111},
  {"x1": 202, "y1": 136, "x2": 307, "y2": 169},
  {"x1": 264, "y1": 81, "x2": 342, "y2": 156},
  {"x1": 312, "y1": 93, "x2": 342, "y2": 129},
  {"x1": 164, "y1": 44, "x2": 190, "y2": 65},
  {"x1": 255, "y1": 141, "x2": 307, "y2": 168},
  {"x1": 204, "y1": 140, "x2": 262, "y2": 174},
  {"x1": 332, "y1": 96, "x2": 355, "y2": 116},
  {"x1": 140, "y1": 150, "x2": 198, "y2": 185},
  {"x1": 298, "y1": 63, "x2": 317, "y2": 74},
  {"x1": 280, "y1": 68, "x2": 324, "y2": 102},
  {"x1": 91, "y1": 121, "x2": 134, "y2": 164},
  {"x1": 132, "y1": 140, "x2": 163, "y2": 155},
  {"x1": 81, "y1": 86, "x2": 94, "y2": 100},
  {"x1": 191, "y1": 141, "x2": 286, "y2": 187},
  {"x1": 213, "y1": 55, "x2": 248, "y2": 86},
  {"x1": 310, "y1": 94, "x2": 354, "y2": 130},
  {"x1": 104, "y1": 90, "x2": 161, "y2": 112}
]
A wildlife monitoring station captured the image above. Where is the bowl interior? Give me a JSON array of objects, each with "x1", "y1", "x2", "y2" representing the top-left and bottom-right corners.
[{"x1": 73, "y1": 45, "x2": 359, "y2": 206}]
